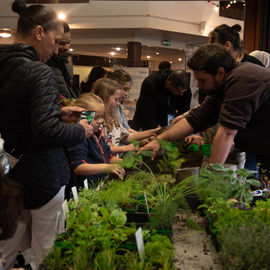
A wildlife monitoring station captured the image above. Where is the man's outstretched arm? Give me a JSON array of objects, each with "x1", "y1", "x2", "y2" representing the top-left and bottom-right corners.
[
  {"x1": 209, "y1": 124, "x2": 238, "y2": 164},
  {"x1": 138, "y1": 118, "x2": 194, "y2": 158}
]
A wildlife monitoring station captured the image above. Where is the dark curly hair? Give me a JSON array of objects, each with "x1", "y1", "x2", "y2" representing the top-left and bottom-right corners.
[{"x1": 187, "y1": 44, "x2": 236, "y2": 76}]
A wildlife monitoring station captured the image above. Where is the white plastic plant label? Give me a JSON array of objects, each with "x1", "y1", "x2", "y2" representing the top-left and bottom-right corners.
[
  {"x1": 55, "y1": 211, "x2": 62, "y2": 237},
  {"x1": 71, "y1": 186, "x2": 79, "y2": 204},
  {"x1": 84, "y1": 179, "x2": 89, "y2": 189},
  {"x1": 135, "y1": 227, "x2": 145, "y2": 263},
  {"x1": 62, "y1": 199, "x2": 69, "y2": 220},
  {"x1": 144, "y1": 192, "x2": 150, "y2": 215}
]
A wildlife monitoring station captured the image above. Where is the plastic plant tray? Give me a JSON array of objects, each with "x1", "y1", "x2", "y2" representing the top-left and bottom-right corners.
[{"x1": 126, "y1": 211, "x2": 150, "y2": 223}]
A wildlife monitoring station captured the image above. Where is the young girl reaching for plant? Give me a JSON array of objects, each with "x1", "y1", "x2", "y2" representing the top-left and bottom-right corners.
[
  {"x1": 67, "y1": 93, "x2": 125, "y2": 189},
  {"x1": 110, "y1": 69, "x2": 137, "y2": 133},
  {"x1": 92, "y1": 78, "x2": 160, "y2": 154}
]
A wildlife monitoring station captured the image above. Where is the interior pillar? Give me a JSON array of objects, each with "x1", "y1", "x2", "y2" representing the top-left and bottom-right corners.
[{"x1": 127, "y1": 41, "x2": 141, "y2": 67}]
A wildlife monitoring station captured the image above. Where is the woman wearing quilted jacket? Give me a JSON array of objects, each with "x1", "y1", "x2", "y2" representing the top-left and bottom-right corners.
[{"x1": 0, "y1": 1, "x2": 92, "y2": 269}]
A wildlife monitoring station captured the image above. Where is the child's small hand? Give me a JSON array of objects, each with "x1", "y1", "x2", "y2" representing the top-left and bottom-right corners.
[{"x1": 110, "y1": 165, "x2": 125, "y2": 180}]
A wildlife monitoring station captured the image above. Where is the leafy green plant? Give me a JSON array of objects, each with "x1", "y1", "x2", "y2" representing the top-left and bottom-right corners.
[
  {"x1": 43, "y1": 185, "x2": 178, "y2": 269},
  {"x1": 121, "y1": 148, "x2": 156, "y2": 179},
  {"x1": 109, "y1": 209, "x2": 127, "y2": 227},
  {"x1": 198, "y1": 164, "x2": 260, "y2": 207},
  {"x1": 157, "y1": 141, "x2": 185, "y2": 177},
  {"x1": 121, "y1": 252, "x2": 144, "y2": 270},
  {"x1": 94, "y1": 248, "x2": 119, "y2": 270},
  {"x1": 147, "y1": 176, "x2": 196, "y2": 229},
  {"x1": 207, "y1": 199, "x2": 270, "y2": 270},
  {"x1": 144, "y1": 234, "x2": 175, "y2": 269},
  {"x1": 98, "y1": 178, "x2": 144, "y2": 209},
  {"x1": 220, "y1": 225, "x2": 270, "y2": 270},
  {"x1": 42, "y1": 246, "x2": 66, "y2": 270}
]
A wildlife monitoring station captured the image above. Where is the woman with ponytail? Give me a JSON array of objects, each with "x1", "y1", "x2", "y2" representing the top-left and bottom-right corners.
[
  {"x1": 0, "y1": 1, "x2": 92, "y2": 269},
  {"x1": 209, "y1": 24, "x2": 263, "y2": 66}
]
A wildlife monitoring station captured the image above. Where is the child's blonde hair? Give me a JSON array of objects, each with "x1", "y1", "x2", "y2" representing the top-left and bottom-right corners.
[
  {"x1": 73, "y1": 93, "x2": 103, "y2": 111},
  {"x1": 92, "y1": 78, "x2": 121, "y2": 131}
]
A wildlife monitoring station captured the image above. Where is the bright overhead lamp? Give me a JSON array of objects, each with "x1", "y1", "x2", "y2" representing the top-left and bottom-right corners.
[
  {"x1": 58, "y1": 13, "x2": 66, "y2": 20},
  {"x1": 178, "y1": 58, "x2": 182, "y2": 61},
  {"x1": 0, "y1": 30, "x2": 11, "y2": 38},
  {"x1": 115, "y1": 47, "x2": 121, "y2": 51},
  {"x1": 156, "y1": 52, "x2": 159, "y2": 55},
  {"x1": 0, "y1": 33, "x2": 11, "y2": 38},
  {"x1": 69, "y1": 48, "x2": 73, "y2": 52},
  {"x1": 147, "y1": 55, "x2": 151, "y2": 59},
  {"x1": 170, "y1": 61, "x2": 173, "y2": 64},
  {"x1": 110, "y1": 52, "x2": 116, "y2": 56}
]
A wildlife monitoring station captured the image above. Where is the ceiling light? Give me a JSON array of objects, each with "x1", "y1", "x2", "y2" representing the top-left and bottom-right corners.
[
  {"x1": 110, "y1": 52, "x2": 116, "y2": 56},
  {"x1": 58, "y1": 13, "x2": 66, "y2": 20},
  {"x1": 69, "y1": 48, "x2": 73, "y2": 52},
  {"x1": 0, "y1": 31, "x2": 11, "y2": 38},
  {"x1": 170, "y1": 61, "x2": 173, "y2": 64},
  {"x1": 156, "y1": 52, "x2": 159, "y2": 55},
  {"x1": 115, "y1": 47, "x2": 121, "y2": 51},
  {"x1": 178, "y1": 58, "x2": 182, "y2": 61},
  {"x1": 147, "y1": 56, "x2": 150, "y2": 59}
]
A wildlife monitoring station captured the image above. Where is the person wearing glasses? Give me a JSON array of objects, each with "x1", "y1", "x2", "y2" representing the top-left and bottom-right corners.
[
  {"x1": 47, "y1": 21, "x2": 79, "y2": 101},
  {"x1": 131, "y1": 69, "x2": 191, "y2": 130}
]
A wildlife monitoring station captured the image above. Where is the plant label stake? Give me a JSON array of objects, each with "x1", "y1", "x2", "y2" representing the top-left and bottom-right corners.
[
  {"x1": 72, "y1": 186, "x2": 79, "y2": 205},
  {"x1": 55, "y1": 211, "x2": 62, "y2": 238},
  {"x1": 135, "y1": 227, "x2": 145, "y2": 263},
  {"x1": 84, "y1": 179, "x2": 89, "y2": 189},
  {"x1": 62, "y1": 199, "x2": 69, "y2": 222},
  {"x1": 144, "y1": 192, "x2": 150, "y2": 215}
]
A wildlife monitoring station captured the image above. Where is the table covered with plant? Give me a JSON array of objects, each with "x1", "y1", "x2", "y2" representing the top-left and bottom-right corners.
[{"x1": 42, "y1": 140, "x2": 270, "y2": 270}]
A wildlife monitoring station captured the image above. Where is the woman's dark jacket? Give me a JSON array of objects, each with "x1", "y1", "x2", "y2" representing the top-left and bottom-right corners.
[{"x1": 0, "y1": 44, "x2": 85, "y2": 209}]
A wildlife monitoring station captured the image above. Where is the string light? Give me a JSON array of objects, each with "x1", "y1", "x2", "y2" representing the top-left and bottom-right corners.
[
  {"x1": 207, "y1": 1, "x2": 219, "y2": 10},
  {"x1": 214, "y1": 0, "x2": 246, "y2": 10}
]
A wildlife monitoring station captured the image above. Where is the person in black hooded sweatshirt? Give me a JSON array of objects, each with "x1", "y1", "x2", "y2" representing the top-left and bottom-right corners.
[{"x1": 131, "y1": 69, "x2": 191, "y2": 131}]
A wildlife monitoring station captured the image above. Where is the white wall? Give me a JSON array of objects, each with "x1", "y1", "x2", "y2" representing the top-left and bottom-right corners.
[{"x1": 0, "y1": 1, "x2": 244, "y2": 38}]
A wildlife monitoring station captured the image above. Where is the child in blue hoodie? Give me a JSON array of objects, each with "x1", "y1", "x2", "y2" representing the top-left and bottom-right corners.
[{"x1": 67, "y1": 93, "x2": 124, "y2": 189}]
